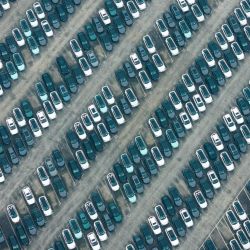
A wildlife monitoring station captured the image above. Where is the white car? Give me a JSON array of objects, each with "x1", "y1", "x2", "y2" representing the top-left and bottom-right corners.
[
  {"x1": 177, "y1": 0, "x2": 189, "y2": 13},
  {"x1": 43, "y1": 100, "x2": 56, "y2": 120},
  {"x1": 22, "y1": 186, "x2": 35, "y2": 205},
  {"x1": 180, "y1": 112, "x2": 192, "y2": 130},
  {"x1": 218, "y1": 59, "x2": 232, "y2": 78},
  {"x1": 38, "y1": 195, "x2": 53, "y2": 216},
  {"x1": 106, "y1": 172, "x2": 120, "y2": 191},
  {"x1": 226, "y1": 210, "x2": 241, "y2": 231},
  {"x1": 29, "y1": 118, "x2": 42, "y2": 137},
  {"x1": 165, "y1": 227, "x2": 179, "y2": 247},
  {"x1": 6, "y1": 117, "x2": 18, "y2": 135},
  {"x1": 234, "y1": 8, "x2": 248, "y2": 26},
  {"x1": 74, "y1": 122, "x2": 87, "y2": 140},
  {"x1": 125, "y1": 88, "x2": 139, "y2": 107},
  {"x1": 75, "y1": 150, "x2": 89, "y2": 170},
  {"x1": 36, "y1": 166, "x2": 51, "y2": 187},
  {"x1": 193, "y1": 94, "x2": 206, "y2": 112},
  {"x1": 148, "y1": 117, "x2": 162, "y2": 137},
  {"x1": 186, "y1": 0, "x2": 195, "y2": 4},
  {"x1": 233, "y1": 200, "x2": 248, "y2": 221},
  {"x1": 101, "y1": 85, "x2": 115, "y2": 105},
  {"x1": 41, "y1": 20, "x2": 54, "y2": 37},
  {"x1": 79, "y1": 57, "x2": 92, "y2": 76},
  {"x1": 165, "y1": 37, "x2": 179, "y2": 56},
  {"x1": 85, "y1": 201, "x2": 98, "y2": 220},
  {"x1": 135, "y1": 0, "x2": 146, "y2": 10},
  {"x1": 37, "y1": 110, "x2": 49, "y2": 129},
  {"x1": 113, "y1": 0, "x2": 124, "y2": 8},
  {"x1": 191, "y1": 4, "x2": 205, "y2": 22},
  {"x1": 1, "y1": 0, "x2": 10, "y2": 10},
  {"x1": 231, "y1": 106, "x2": 244, "y2": 124},
  {"x1": 99, "y1": 8, "x2": 111, "y2": 25},
  {"x1": 240, "y1": 0, "x2": 250, "y2": 18},
  {"x1": 138, "y1": 70, "x2": 152, "y2": 90},
  {"x1": 148, "y1": 215, "x2": 162, "y2": 235},
  {"x1": 202, "y1": 48, "x2": 215, "y2": 67},
  {"x1": 221, "y1": 24, "x2": 235, "y2": 42},
  {"x1": 207, "y1": 170, "x2": 221, "y2": 189},
  {"x1": 13, "y1": 107, "x2": 26, "y2": 127},
  {"x1": 211, "y1": 132, "x2": 224, "y2": 151},
  {"x1": 236, "y1": 229, "x2": 250, "y2": 249},
  {"x1": 62, "y1": 229, "x2": 76, "y2": 250},
  {"x1": 70, "y1": 39, "x2": 83, "y2": 58},
  {"x1": 169, "y1": 91, "x2": 182, "y2": 110},
  {"x1": 127, "y1": 1, "x2": 140, "y2": 19},
  {"x1": 50, "y1": 91, "x2": 64, "y2": 111},
  {"x1": 88, "y1": 104, "x2": 101, "y2": 123},
  {"x1": 179, "y1": 208, "x2": 194, "y2": 228},
  {"x1": 154, "y1": 205, "x2": 169, "y2": 226},
  {"x1": 0, "y1": 169, "x2": 5, "y2": 183},
  {"x1": 231, "y1": 41, "x2": 245, "y2": 61},
  {"x1": 130, "y1": 53, "x2": 142, "y2": 70},
  {"x1": 143, "y1": 35, "x2": 156, "y2": 54},
  {"x1": 220, "y1": 151, "x2": 235, "y2": 171},
  {"x1": 97, "y1": 123, "x2": 111, "y2": 142},
  {"x1": 185, "y1": 101, "x2": 199, "y2": 121},
  {"x1": 94, "y1": 220, "x2": 108, "y2": 241},
  {"x1": 87, "y1": 232, "x2": 101, "y2": 250},
  {"x1": 151, "y1": 146, "x2": 165, "y2": 167},
  {"x1": 194, "y1": 190, "x2": 207, "y2": 209},
  {"x1": 7, "y1": 204, "x2": 20, "y2": 224},
  {"x1": 81, "y1": 113, "x2": 94, "y2": 131},
  {"x1": 182, "y1": 73, "x2": 195, "y2": 92},
  {"x1": 33, "y1": 2, "x2": 45, "y2": 19},
  {"x1": 12, "y1": 28, "x2": 25, "y2": 47},
  {"x1": 26, "y1": 9, "x2": 38, "y2": 27},
  {"x1": 152, "y1": 53, "x2": 166, "y2": 72},
  {"x1": 223, "y1": 114, "x2": 237, "y2": 132},
  {"x1": 196, "y1": 148, "x2": 210, "y2": 169},
  {"x1": 156, "y1": 19, "x2": 169, "y2": 37},
  {"x1": 243, "y1": 220, "x2": 250, "y2": 237},
  {"x1": 240, "y1": 124, "x2": 250, "y2": 144},
  {"x1": 111, "y1": 105, "x2": 126, "y2": 125},
  {"x1": 199, "y1": 85, "x2": 213, "y2": 104}
]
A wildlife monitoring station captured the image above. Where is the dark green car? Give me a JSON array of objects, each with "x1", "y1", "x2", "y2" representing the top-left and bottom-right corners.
[
  {"x1": 108, "y1": 202, "x2": 123, "y2": 223},
  {"x1": 91, "y1": 191, "x2": 106, "y2": 212},
  {"x1": 77, "y1": 210, "x2": 91, "y2": 230},
  {"x1": 85, "y1": 23, "x2": 97, "y2": 41},
  {"x1": 20, "y1": 99, "x2": 33, "y2": 119}
]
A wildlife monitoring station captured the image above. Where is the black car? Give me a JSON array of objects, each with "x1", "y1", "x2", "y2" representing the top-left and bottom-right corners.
[
  {"x1": 163, "y1": 11, "x2": 176, "y2": 28},
  {"x1": 157, "y1": 234, "x2": 172, "y2": 250},
  {"x1": 30, "y1": 206, "x2": 45, "y2": 227},
  {"x1": 8, "y1": 235, "x2": 20, "y2": 250},
  {"x1": 15, "y1": 224, "x2": 29, "y2": 246},
  {"x1": 52, "y1": 176, "x2": 67, "y2": 198},
  {"x1": 102, "y1": 212, "x2": 115, "y2": 232},
  {"x1": 89, "y1": 130, "x2": 103, "y2": 152},
  {"x1": 42, "y1": 72, "x2": 55, "y2": 92},
  {"x1": 6, "y1": 35, "x2": 19, "y2": 54},
  {"x1": 21, "y1": 127, "x2": 34, "y2": 147},
  {"x1": 33, "y1": 27, "x2": 47, "y2": 46},
  {"x1": 0, "y1": 125, "x2": 11, "y2": 145},
  {"x1": 77, "y1": 31, "x2": 91, "y2": 51},
  {"x1": 85, "y1": 23, "x2": 97, "y2": 41},
  {"x1": 121, "y1": 8, "x2": 133, "y2": 26},
  {"x1": 52, "y1": 149, "x2": 65, "y2": 169},
  {"x1": 68, "y1": 160, "x2": 82, "y2": 180},
  {"x1": 14, "y1": 137, "x2": 27, "y2": 156},
  {"x1": 48, "y1": 11, "x2": 61, "y2": 29},
  {"x1": 56, "y1": 56, "x2": 70, "y2": 76},
  {"x1": 56, "y1": 4, "x2": 68, "y2": 22},
  {"x1": 104, "y1": 114, "x2": 118, "y2": 134},
  {"x1": 143, "y1": 156, "x2": 158, "y2": 176},
  {"x1": 41, "y1": 0, "x2": 53, "y2": 12},
  {"x1": 197, "y1": 0, "x2": 212, "y2": 15},
  {"x1": 158, "y1": 137, "x2": 172, "y2": 158},
  {"x1": 115, "y1": 69, "x2": 129, "y2": 88},
  {"x1": 123, "y1": 61, "x2": 136, "y2": 78},
  {"x1": 113, "y1": 162, "x2": 127, "y2": 183},
  {"x1": 182, "y1": 168, "x2": 196, "y2": 188},
  {"x1": 133, "y1": 234, "x2": 146, "y2": 250},
  {"x1": 216, "y1": 123, "x2": 230, "y2": 142},
  {"x1": 237, "y1": 32, "x2": 250, "y2": 52},
  {"x1": 227, "y1": 15, "x2": 241, "y2": 34},
  {"x1": 99, "y1": 32, "x2": 113, "y2": 52},
  {"x1": 54, "y1": 240, "x2": 66, "y2": 250},
  {"x1": 172, "y1": 215, "x2": 186, "y2": 237},
  {"x1": 66, "y1": 130, "x2": 79, "y2": 149},
  {"x1": 92, "y1": 16, "x2": 104, "y2": 34},
  {"x1": 211, "y1": 66, "x2": 226, "y2": 86},
  {"x1": 128, "y1": 143, "x2": 141, "y2": 164},
  {"x1": 228, "y1": 143, "x2": 241, "y2": 161},
  {"x1": 91, "y1": 191, "x2": 106, "y2": 212},
  {"x1": 0, "y1": 71, "x2": 11, "y2": 89},
  {"x1": 203, "y1": 142, "x2": 217, "y2": 161},
  {"x1": 213, "y1": 160, "x2": 227, "y2": 181},
  {"x1": 137, "y1": 45, "x2": 149, "y2": 62},
  {"x1": 205, "y1": 75, "x2": 219, "y2": 94},
  {"x1": 224, "y1": 49, "x2": 238, "y2": 69},
  {"x1": 185, "y1": 196, "x2": 200, "y2": 218},
  {"x1": 168, "y1": 186, "x2": 183, "y2": 207},
  {"x1": 0, "y1": 228, "x2": 5, "y2": 244},
  {"x1": 0, "y1": 42, "x2": 10, "y2": 62},
  {"x1": 140, "y1": 223, "x2": 154, "y2": 245},
  {"x1": 105, "y1": 0, "x2": 117, "y2": 16},
  {"x1": 234, "y1": 132, "x2": 247, "y2": 153},
  {"x1": 0, "y1": 157, "x2": 12, "y2": 174},
  {"x1": 161, "y1": 99, "x2": 176, "y2": 119},
  {"x1": 64, "y1": 74, "x2": 78, "y2": 93},
  {"x1": 23, "y1": 214, "x2": 37, "y2": 236},
  {"x1": 195, "y1": 56, "x2": 209, "y2": 76},
  {"x1": 185, "y1": 11, "x2": 199, "y2": 31},
  {"x1": 175, "y1": 82, "x2": 189, "y2": 102},
  {"x1": 236, "y1": 97, "x2": 250, "y2": 116},
  {"x1": 173, "y1": 29, "x2": 185, "y2": 48},
  {"x1": 199, "y1": 177, "x2": 214, "y2": 199},
  {"x1": 189, "y1": 159, "x2": 204, "y2": 178},
  {"x1": 208, "y1": 41, "x2": 222, "y2": 59},
  {"x1": 7, "y1": 146, "x2": 19, "y2": 165},
  {"x1": 82, "y1": 139, "x2": 96, "y2": 160},
  {"x1": 189, "y1": 65, "x2": 203, "y2": 85},
  {"x1": 155, "y1": 107, "x2": 168, "y2": 128},
  {"x1": 63, "y1": 0, "x2": 75, "y2": 14},
  {"x1": 113, "y1": 15, "x2": 126, "y2": 34},
  {"x1": 72, "y1": 65, "x2": 85, "y2": 85},
  {"x1": 118, "y1": 96, "x2": 132, "y2": 115},
  {"x1": 161, "y1": 195, "x2": 175, "y2": 217},
  {"x1": 137, "y1": 165, "x2": 150, "y2": 184},
  {"x1": 170, "y1": 3, "x2": 183, "y2": 21},
  {"x1": 145, "y1": 61, "x2": 159, "y2": 81},
  {"x1": 107, "y1": 24, "x2": 119, "y2": 43},
  {"x1": 172, "y1": 118, "x2": 185, "y2": 138},
  {"x1": 21, "y1": 99, "x2": 34, "y2": 119}
]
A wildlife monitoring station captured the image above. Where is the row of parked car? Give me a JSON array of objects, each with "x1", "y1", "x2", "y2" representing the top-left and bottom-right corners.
[{"x1": 0, "y1": 0, "x2": 83, "y2": 97}]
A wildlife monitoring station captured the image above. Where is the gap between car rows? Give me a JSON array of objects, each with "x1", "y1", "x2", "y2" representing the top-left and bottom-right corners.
[
  {"x1": 17, "y1": 0, "x2": 247, "y2": 248},
  {"x1": 104, "y1": 58, "x2": 250, "y2": 250},
  {"x1": 0, "y1": 0, "x2": 103, "y2": 120}
]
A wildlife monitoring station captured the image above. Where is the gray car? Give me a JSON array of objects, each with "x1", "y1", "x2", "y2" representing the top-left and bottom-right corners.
[{"x1": 45, "y1": 157, "x2": 58, "y2": 177}]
